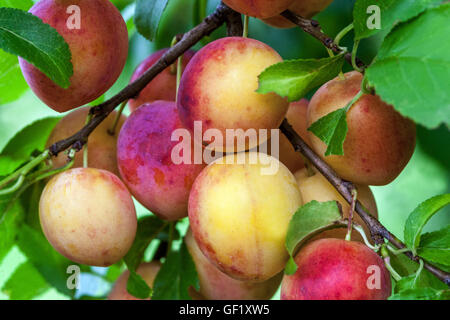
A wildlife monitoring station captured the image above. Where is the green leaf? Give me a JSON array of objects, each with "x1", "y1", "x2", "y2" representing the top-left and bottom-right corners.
[
  {"x1": 353, "y1": 0, "x2": 442, "y2": 40},
  {"x1": 2, "y1": 261, "x2": 49, "y2": 300},
  {"x1": 307, "y1": 108, "x2": 348, "y2": 156},
  {"x1": 124, "y1": 216, "x2": 167, "y2": 271},
  {"x1": 134, "y1": 0, "x2": 170, "y2": 41},
  {"x1": 389, "y1": 287, "x2": 450, "y2": 300},
  {"x1": 417, "y1": 226, "x2": 450, "y2": 267},
  {"x1": 0, "y1": 117, "x2": 60, "y2": 175},
  {"x1": 16, "y1": 225, "x2": 75, "y2": 297},
  {"x1": 126, "y1": 270, "x2": 152, "y2": 299},
  {"x1": 285, "y1": 201, "x2": 344, "y2": 274},
  {"x1": 0, "y1": 7, "x2": 73, "y2": 88},
  {"x1": 404, "y1": 194, "x2": 450, "y2": 255},
  {"x1": 152, "y1": 241, "x2": 199, "y2": 300},
  {"x1": 0, "y1": 50, "x2": 28, "y2": 104},
  {"x1": 365, "y1": 4, "x2": 450, "y2": 128},
  {"x1": 0, "y1": 199, "x2": 24, "y2": 263},
  {"x1": 257, "y1": 54, "x2": 345, "y2": 102},
  {"x1": 0, "y1": 0, "x2": 34, "y2": 10}
]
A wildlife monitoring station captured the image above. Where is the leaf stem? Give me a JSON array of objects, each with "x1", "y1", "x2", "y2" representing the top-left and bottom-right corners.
[
  {"x1": 334, "y1": 23, "x2": 353, "y2": 47},
  {"x1": 243, "y1": 15, "x2": 249, "y2": 38},
  {"x1": 0, "y1": 150, "x2": 49, "y2": 189},
  {"x1": 345, "y1": 188, "x2": 358, "y2": 241},
  {"x1": 352, "y1": 39, "x2": 363, "y2": 72},
  {"x1": 166, "y1": 222, "x2": 175, "y2": 257},
  {"x1": 108, "y1": 100, "x2": 127, "y2": 136}
]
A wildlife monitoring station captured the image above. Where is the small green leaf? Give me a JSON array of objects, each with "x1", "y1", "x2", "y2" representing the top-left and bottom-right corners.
[
  {"x1": 389, "y1": 287, "x2": 450, "y2": 300},
  {"x1": 0, "y1": 200, "x2": 24, "y2": 263},
  {"x1": 257, "y1": 54, "x2": 345, "y2": 102},
  {"x1": 416, "y1": 226, "x2": 450, "y2": 268},
  {"x1": 134, "y1": 0, "x2": 170, "y2": 41},
  {"x1": 2, "y1": 261, "x2": 49, "y2": 300},
  {"x1": 285, "y1": 201, "x2": 344, "y2": 274},
  {"x1": 404, "y1": 194, "x2": 450, "y2": 255},
  {"x1": 126, "y1": 270, "x2": 152, "y2": 299},
  {"x1": 365, "y1": 3, "x2": 450, "y2": 128},
  {"x1": 152, "y1": 241, "x2": 199, "y2": 300},
  {"x1": 124, "y1": 216, "x2": 167, "y2": 271},
  {"x1": 0, "y1": 8, "x2": 73, "y2": 88},
  {"x1": 0, "y1": 117, "x2": 60, "y2": 175},
  {"x1": 353, "y1": 0, "x2": 442, "y2": 40},
  {"x1": 308, "y1": 108, "x2": 348, "y2": 156}
]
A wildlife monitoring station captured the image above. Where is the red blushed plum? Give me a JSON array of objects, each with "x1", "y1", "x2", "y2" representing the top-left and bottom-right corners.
[
  {"x1": 307, "y1": 71, "x2": 416, "y2": 186},
  {"x1": 177, "y1": 37, "x2": 289, "y2": 152},
  {"x1": 281, "y1": 239, "x2": 391, "y2": 300},
  {"x1": 128, "y1": 49, "x2": 195, "y2": 113},
  {"x1": 39, "y1": 168, "x2": 137, "y2": 267},
  {"x1": 263, "y1": 0, "x2": 334, "y2": 28},
  {"x1": 223, "y1": 0, "x2": 295, "y2": 18},
  {"x1": 19, "y1": 0, "x2": 128, "y2": 112},
  {"x1": 185, "y1": 229, "x2": 282, "y2": 300},
  {"x1": 117, "y1": 101, "x2": 206, "y2": 221}
]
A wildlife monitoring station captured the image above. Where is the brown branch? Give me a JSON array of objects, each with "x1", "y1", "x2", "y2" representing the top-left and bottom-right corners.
[
  {"x1": 49, "y1": 3, "x2": 234, "y2": 156},
  {"x1": 280, "y1": 120, "x2": 450, "y2": 285},
  {"x1": 281, "y1": 10, "x2": 366, "y2": 69}
]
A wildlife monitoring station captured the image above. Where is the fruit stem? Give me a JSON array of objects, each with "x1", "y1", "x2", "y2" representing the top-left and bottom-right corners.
[
  {"x1": 108, "y1": 100, "x2": 127, "y2": 136},
  {"x1": 243, "y1": 15, "x2": 249, "y2": 38},
  {"x1": 0, "y1": 175, "x2": 25, "y2": 196},
  {"x1": 381, "y1": 244, "x2": 402, "y2": 281},
  {"x1": 83, "y1": 113, "x2": 93, "y2": 168},
  {"x1": 352, "y1": 39, "x2": 363, "y2": 73},
  {"x1": 345, "y1": 188, "x2": 358, "y2": 241},
  {"x1": 169, "y1": 36, "x2": 179, "y2": 75},
  {"x1": 175, "y1": 56, "x2": 183, "y2": 103},
  {"x1": 29, "y1": 149, "x2": 76, "y2": 183},
  {"x1": 352, "y1": 224, "x2": 379, "y2": 251},
  {"x1": 0, "y1": 150, "x2": 49, "y2": 190},
  {"x1": 344, "y1": 90, "x2": 363, "y2": 112}
]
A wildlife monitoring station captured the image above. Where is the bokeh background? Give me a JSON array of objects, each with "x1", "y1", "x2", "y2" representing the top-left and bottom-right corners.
[{"x1": 0, "y1": 0, "x2": 448, "y2": 299}]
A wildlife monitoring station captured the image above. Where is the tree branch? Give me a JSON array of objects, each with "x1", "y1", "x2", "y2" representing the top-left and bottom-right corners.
[
  {"x1": 281, "y1": 10, "x2": 366, "y2": 69},
  {"x1": 280, "y1": 120, "x2": 449, "y2": 285},
  {"x1": 49, "y1": 3, "x2": 234, "y2": 156}
]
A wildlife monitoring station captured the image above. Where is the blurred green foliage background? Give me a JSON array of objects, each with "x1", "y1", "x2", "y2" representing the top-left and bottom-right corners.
[{"x1": 0, "y1": 0, "x2": 448, "y2": 299}]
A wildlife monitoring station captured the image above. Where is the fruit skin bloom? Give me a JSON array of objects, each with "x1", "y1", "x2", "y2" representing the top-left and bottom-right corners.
[
  {"x1": 281, "y1": 239, "x2": 392, "y2": 300},
  {"x1": 39, "y1": 168, "x2": 137, "y2": 267}
]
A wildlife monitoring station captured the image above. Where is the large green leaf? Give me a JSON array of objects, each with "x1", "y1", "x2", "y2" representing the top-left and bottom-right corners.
[
  {"x1": 353, "y1": 0, "x2": 442, "y2": 40},
  {"x1": 0, "y1": 50, "x2": 28, "y2": 104},
  {"x1": 0, "y1": 7, "x2": 73, "y2": 88},
  {"x1": 2, "y1": 261, "x2": 49, "y2": 300},
  {"x1": 285, "y1": 201, "x2": 343, "y2": 274},
  {"x1": 365, "y1": 4, "x2": 450, "y2": 128},
  {"x1": 257, "y1": 54, "x2": 345, "y2": 102},
  {"x1": 152, "y1": 241, "x2": 199, "y2": 300},
  {"x1": 389, "y1": 287, "x2": 450, "y2": 300},
  {"x1": 404, "y1": 194, "x2": 450, "y2": 255},
  {"x1": 0, "y1": 0, "x2": 34, "y2": 10},
  {"x1": 16, "y1": 225, "x2": 74, "y2": 297},
  {"x1": 417, "y1": 226, "x2": 450, "y2": 268},
  {"x1": 134, "y1": 0, "x2": 170, "y2": 41}
]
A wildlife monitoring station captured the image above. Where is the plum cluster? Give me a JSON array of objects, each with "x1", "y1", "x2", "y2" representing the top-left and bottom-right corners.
[{"x1": 28, "y1": 0, "x2": 416, "y2": 300}]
